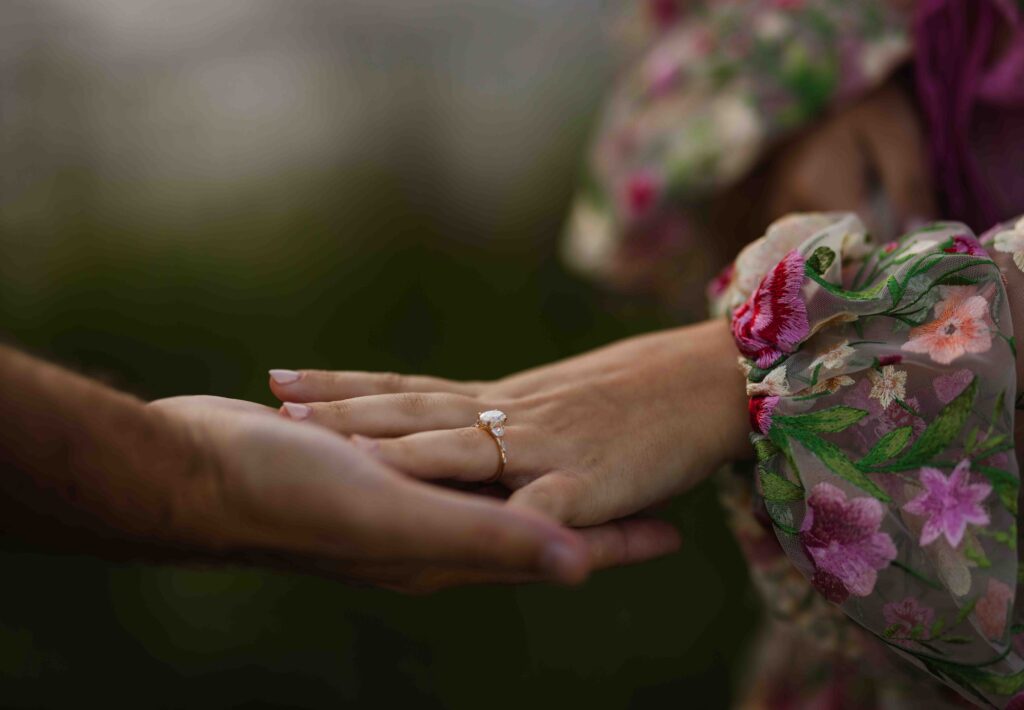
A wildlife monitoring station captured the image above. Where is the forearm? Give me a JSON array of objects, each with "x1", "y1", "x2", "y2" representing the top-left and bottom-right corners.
[{"x1": 0, "y1": 345, "x2": 208, "y2": 559}]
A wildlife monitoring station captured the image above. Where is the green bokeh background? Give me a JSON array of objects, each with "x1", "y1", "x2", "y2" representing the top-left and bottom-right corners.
[{"x1": 0, "y1": 2, "x2": 758, "y2": 706}]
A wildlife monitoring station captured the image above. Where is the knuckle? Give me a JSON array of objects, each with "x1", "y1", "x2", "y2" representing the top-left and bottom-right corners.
[
  {"x1": 324, "y1": 400, "x2": 352, "y2": 421},
  {"x1": 378, "y1": 372, "x2": 405, "y2": 392},
  {"x1": 397, "y1": 392, "x2": 429, "y2": 415}
]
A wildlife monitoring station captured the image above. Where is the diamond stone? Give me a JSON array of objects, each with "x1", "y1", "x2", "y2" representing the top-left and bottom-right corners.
[{"x1": 478, "y1": 409, "x2": 507, "y2": 437}]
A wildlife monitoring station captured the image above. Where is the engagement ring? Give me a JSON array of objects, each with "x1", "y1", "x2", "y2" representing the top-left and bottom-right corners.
[{"x1": 475, "y1": 409, "x2": 507, "y2": 484}]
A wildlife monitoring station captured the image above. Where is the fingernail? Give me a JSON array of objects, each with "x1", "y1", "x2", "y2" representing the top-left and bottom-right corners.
[
  {"x1": 540, "y1": 541, "x2": 586, "y2": 584},
  {"x1": 269, "y1": 369, "x2": 301, "y2": 385},
  {"x1": 281, "y1": 402, "x2": 311, "y2": 420},
  {"x1": 351, "y1": 434, "x2": 380, "y2": 455}
]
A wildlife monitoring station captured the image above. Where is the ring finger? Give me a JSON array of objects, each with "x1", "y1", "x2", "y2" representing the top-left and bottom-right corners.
[{"x1": 352, "y1": 425, "x2": 546, "y2": 484}]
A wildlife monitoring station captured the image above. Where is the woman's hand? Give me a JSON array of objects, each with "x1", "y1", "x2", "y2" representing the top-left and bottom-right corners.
[
  {"x1": 148, "y1": 395, "x2": 680, "y2": 592},
  {"x1": 269, "y1": 319, "x2": 751, "y2": 527}
]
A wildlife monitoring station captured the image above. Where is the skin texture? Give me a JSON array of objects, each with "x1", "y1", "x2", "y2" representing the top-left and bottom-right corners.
[
  {"x1": 0, "y1": 346, "x2": 680, "y2": 594},
  {"x1": 272, "y1": 319, "x2": 751, "y2": 527}
]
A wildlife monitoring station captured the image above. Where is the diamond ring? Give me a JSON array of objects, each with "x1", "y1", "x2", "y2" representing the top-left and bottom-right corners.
[{"x1": 475, "y1": 409, "x2": 507, "y2": 484}]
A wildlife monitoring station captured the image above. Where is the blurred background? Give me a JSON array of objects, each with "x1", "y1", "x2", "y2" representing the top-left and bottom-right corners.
[{"x1": 0, "y1": 1, "x2": 757, "y2": 707}]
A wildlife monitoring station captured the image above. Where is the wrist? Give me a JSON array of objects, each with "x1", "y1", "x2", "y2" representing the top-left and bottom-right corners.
[
  {"x1": 693, "y1": 319, "x2": 754, "y2": 464},
  {"x1": 0, "y1": 346, "x2": 216, "y2": 559}
]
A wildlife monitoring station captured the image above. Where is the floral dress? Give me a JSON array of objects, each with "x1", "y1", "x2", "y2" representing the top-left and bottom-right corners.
[{"x1": 712, "y1": 212, "x2": 1024, "y2": 708}]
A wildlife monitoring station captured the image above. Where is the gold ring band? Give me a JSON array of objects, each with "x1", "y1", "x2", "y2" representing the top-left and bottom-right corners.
[{"x1": 475, "y1": 410, "x2": 508, "y2": 484}]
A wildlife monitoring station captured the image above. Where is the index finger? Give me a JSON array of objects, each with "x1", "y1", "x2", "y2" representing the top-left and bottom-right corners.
[{"x1": 269, "y1": 369, "x2": 481, "y2": 403}]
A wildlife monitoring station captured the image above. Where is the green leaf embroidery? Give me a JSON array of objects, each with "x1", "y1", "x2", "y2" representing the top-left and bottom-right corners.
[
  {"x1": 930, "y1": 662, "x2": 1024, "y2": 696},
  {"x1": 975, "y1": 465, "x2": 1020, "y2": 514},
  {"x1": 886, "y1": 275, "x2": 904, "y2": 306},
  {"x1": 963, "y1": 538, "x2": 991, "y2": 569},
  {"x1": 974, "y1": 434, "x2": 1008, "y2": 457},
  {"x1": 891, "y1": 560, "x2": 943, "y2": 590},
  {"x1": 859, "y1": 426, "x2": 913, "y2": 466},
  {"x1": 785, "y1": 427, "x2": 890, "y2": 501},
  {"x1": 753, "y1": 438, "x2": 780, "y2": 463},
  {"x1": 992, "y1": 389, "x2": 1007, "y2": 426},
  {"x1": 759, "y1": 468, "x2": 805, "y2": 503},
  {"x1": 935, "y1": 274, "x2": 978, "y2": 286},
  {"x1": 804, "y1": 267, "x2": 889, "y2": 301},
  {"x1": 954, "y1": 596, "x2": 978, "y2": 625},
  {"x1": 775, "y1": 406, "x2": 868, "y2": 433},
  {"x1": 892, "y1": 377, "x2": 977, "y2": 467},
  {"x1": 907, "y1": 253, "x2": 944, "y2": 276},
  {"x1": 965, "y1": 425, "x2": 979, "y2": 453},
  {"x1": 806, "y1": 246, "x2": 836, "y2": 274}
]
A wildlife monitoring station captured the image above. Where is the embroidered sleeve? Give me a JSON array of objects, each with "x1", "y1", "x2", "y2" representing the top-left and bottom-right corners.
[{"x1": 713, "y1": 212, "x2": 1024, "y2": 707}]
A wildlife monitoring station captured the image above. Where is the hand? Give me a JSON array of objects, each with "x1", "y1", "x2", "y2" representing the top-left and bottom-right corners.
[
  {"x1": 269, "y1": 319, "x2": 750, "y2": 527},
  {"x1": 149, "y1": 395, "x2": 681, "y2": 592},
  {"x1": 764, "y1": 81, "x2": 937, "y2": 238}
]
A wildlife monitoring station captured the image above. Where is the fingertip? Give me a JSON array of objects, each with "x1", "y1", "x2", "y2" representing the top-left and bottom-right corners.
[
  {"x1": 270, "y1": 369, "x2": 307, "y2": 402},
  {"x1": 280, "y1": 402, "x2": 312, "y2": 420},
  {"x1": 269, "y1": 368, "x2": 302, "y2": 385},
  {"x1": 539, "y1": 536, "x2": 591, "y2": 586}
]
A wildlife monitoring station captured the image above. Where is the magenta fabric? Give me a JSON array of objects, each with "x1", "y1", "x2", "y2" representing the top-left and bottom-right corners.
[{"x1": 914, "y1": 0, "x2": 1024, "y2": 230}]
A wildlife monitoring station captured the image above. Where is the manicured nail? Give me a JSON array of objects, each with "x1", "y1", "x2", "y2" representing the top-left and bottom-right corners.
[
  {"x1": 350, "y1": 434, "x2": 380, "y2": 455},
  {"x1": 281, "y1": 402, "x2": 311, "y2": 420},
  {"x1": 540, "y1": 541, "x2": 586, "y2": 584},
  {"x1": 269, "y1": 369, "x2": 301, "y2": 385}
]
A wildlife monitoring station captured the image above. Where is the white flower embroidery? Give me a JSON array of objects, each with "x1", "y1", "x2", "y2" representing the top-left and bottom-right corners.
[
  {"x1": 867, "y1": 366, "x2": 907, "y2": 409},
  {"x1": 810, "y1": 375, "x2": 855, "y2": 395},
  {"x1": 993, "y1": 217, "x2": 1024, "y2": 272},
  {"x1": 810, "y1": 340, "x2": 855, "y2": 371},
  {"x1": 747, "y1": 365, "x2": 789, "y2": 397}
]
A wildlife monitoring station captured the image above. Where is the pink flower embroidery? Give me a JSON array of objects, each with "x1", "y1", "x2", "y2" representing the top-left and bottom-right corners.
[
  {"x1": 621, "y1": 171, "x2": 660, "y2": 219},
  {"x1": 882, "y1": 241, "x2": 899, "y2": 254},
  {"x1": 883, "y1": 597, "x2": 935, "y2": 638},
  {"x1": 800, "y1": 483, "x2": 897, "y2": 602},
  {"x1": 943, "y1": 234, "x2": 986, "y2": 257},
  {"x1": 902, "y1": 286, "x2": 994, "y2": 365},
  {"x1": 706, "y1": 263, "x2": 735, "y2": 300},
  {"x1": 975, "y1": 578, "x2": 1013, "y2": 640},
  {"x1": 749, "y1": 395, "x2": 779, "y2": 435},
  {"x1": 902, "y1": 461, "x2": 991, "y2": 547},
  {"x1": 732, "y1": 250, "x2": 810, "y2": 368},
  {"x1": 932, "y1": 369, "x2": 973, "y2": 404}
]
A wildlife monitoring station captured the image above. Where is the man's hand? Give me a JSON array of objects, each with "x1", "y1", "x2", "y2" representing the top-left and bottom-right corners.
[{"x1": 148, "y1": 395, "x2": 682, "y2": 592}]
